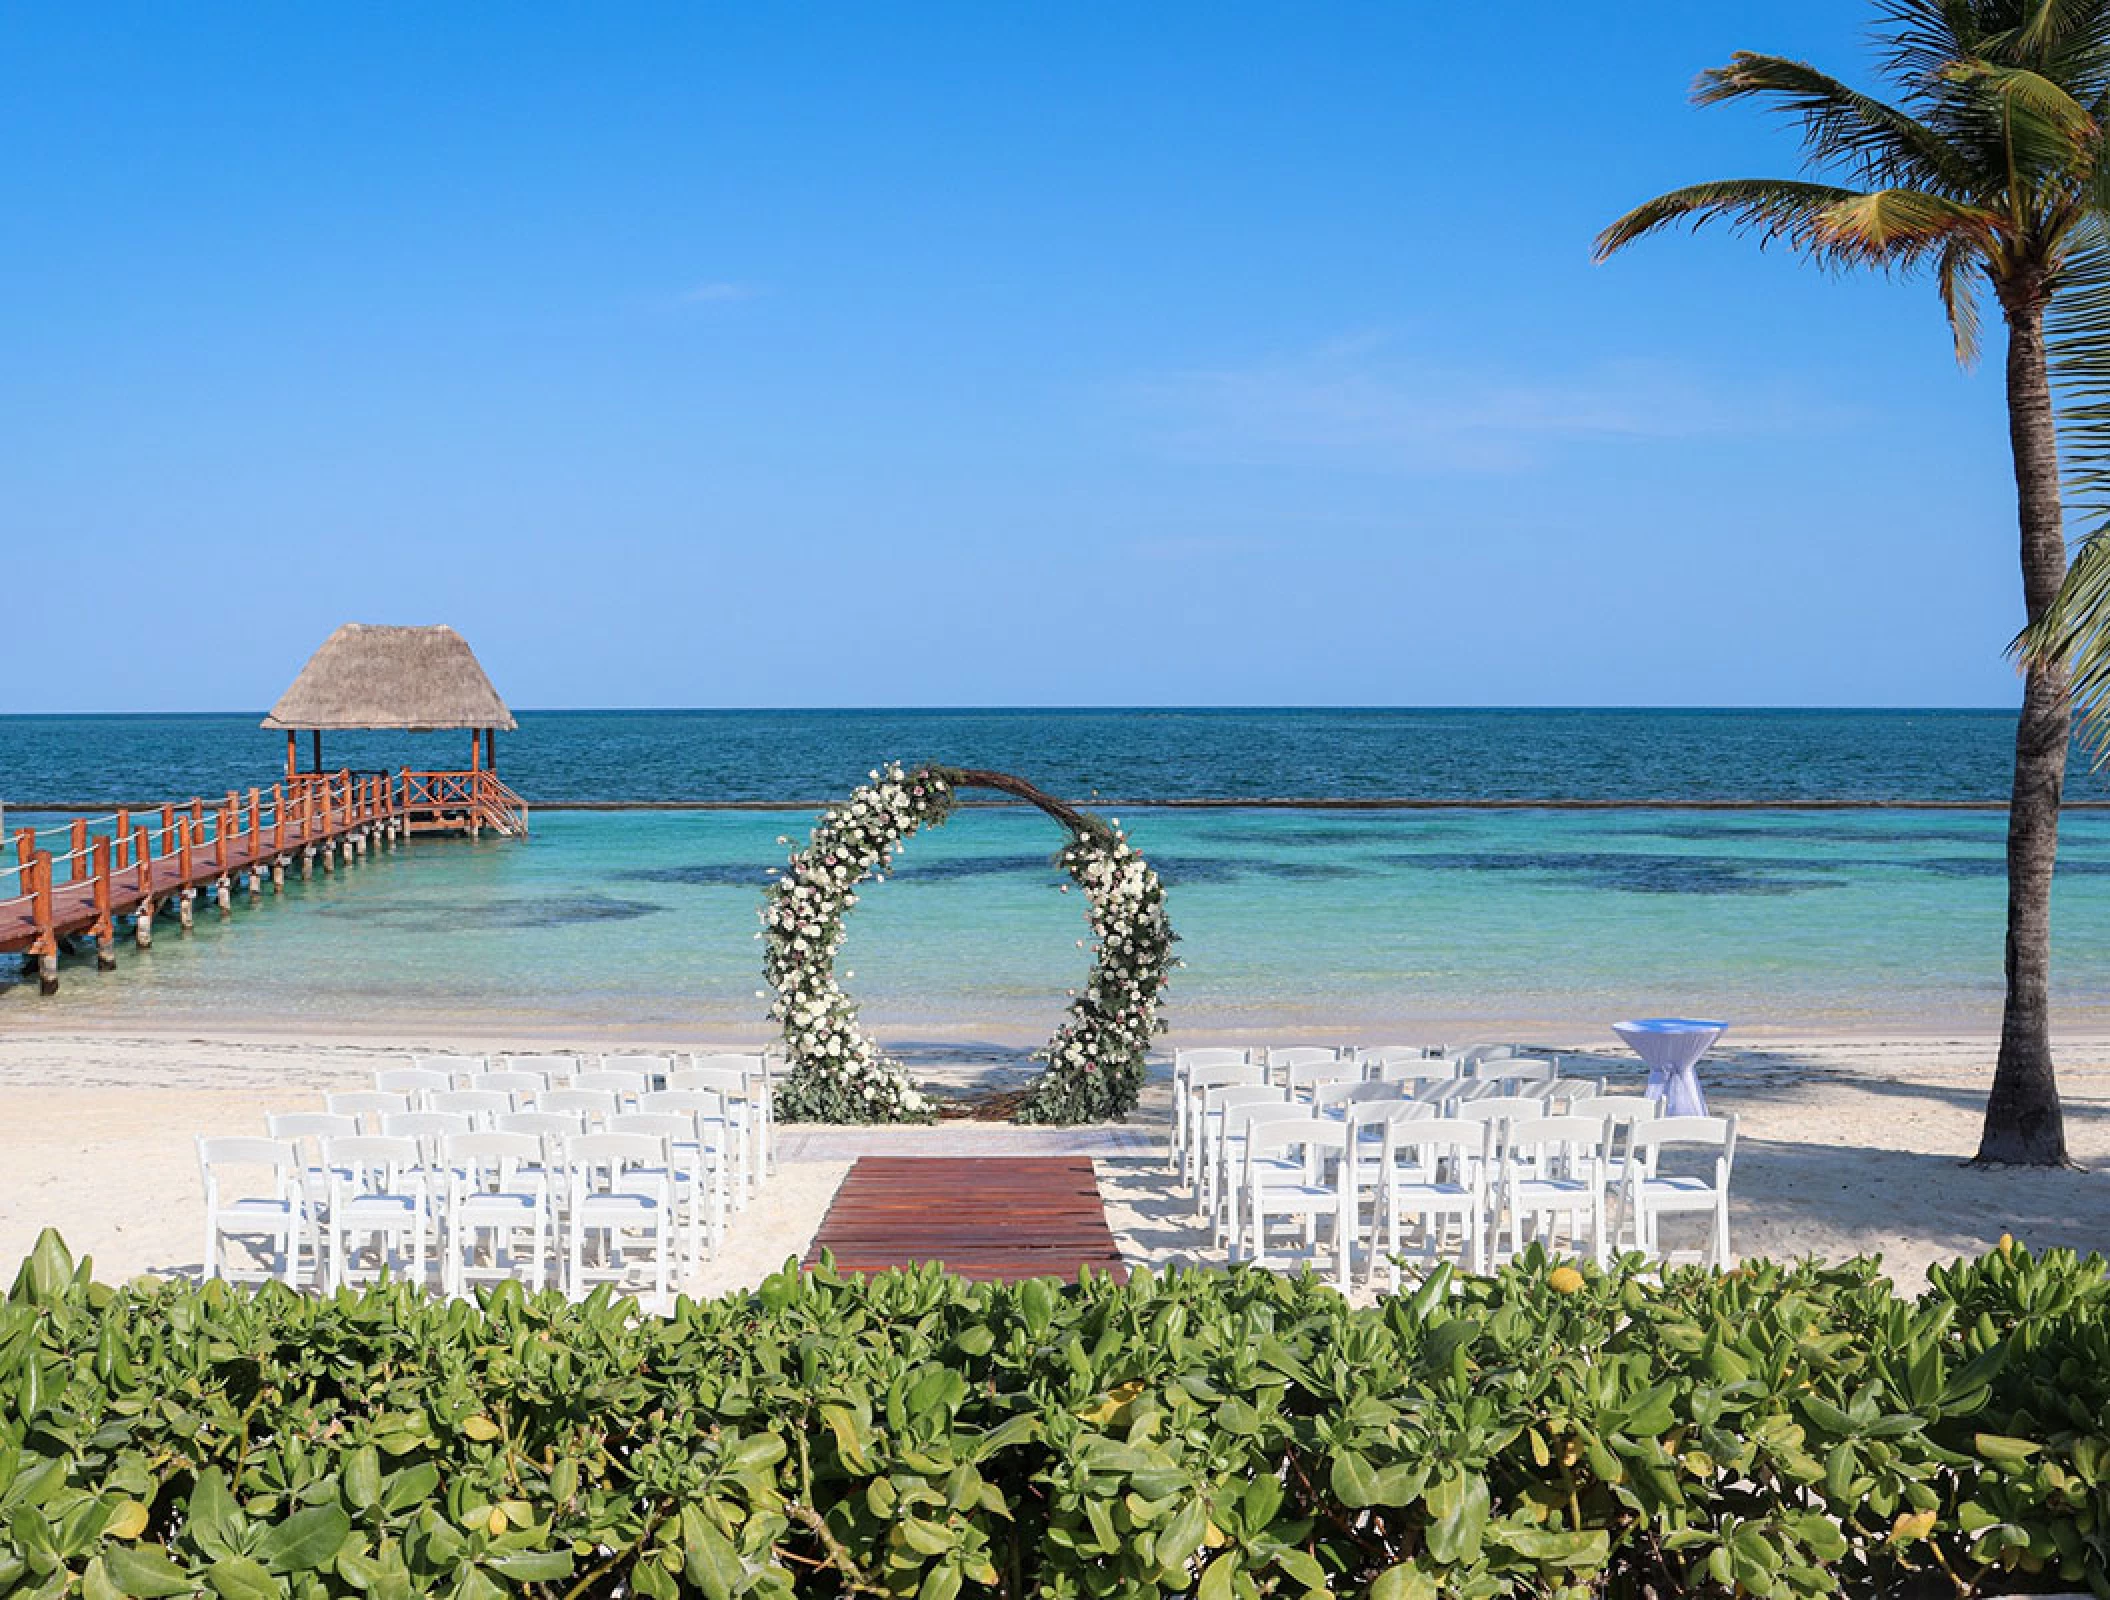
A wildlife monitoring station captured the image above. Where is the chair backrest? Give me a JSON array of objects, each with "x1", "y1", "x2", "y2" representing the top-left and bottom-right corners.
[
  {"x1": 1204, "y1": 1082, "x2": 1282, "y2": 1115},
  {"x1": 1175, "y1": 1047, "x2": 1249, "y2": 1072},
  {"x1": 668, "y1": 1066, "x2": 750, "y2": 1099},
  {"x1": 567, "y1": 1131, "x2": 668, "y2": 1188},
  {"x1": 433, "y1": 1089, "x2": 512, "y2": 1123},
  {"x1": 1289, "y1": 1059, "x2": 1361, "y2": 1091},
  {"x1": 324, "y1": 1091, "x2": 410, "y2": 1132},
  {"x1": 376, "y1": 1067, "x2": 451, "y2": 1097},
  {"x1": 382, "y1": 1113, "x2": 473, "y2": 1156},
  {"x1": 1354, "y1": 1045, "x2": 1434, "y2": 1069},
  {"x1": 1457, "y1": 1044, "x2": 1519, "y2": 1067},
  {"x1": 1477, "y1": 1055, "x2": 1558, "y2": 1084},
  {"x1": 541, "y1": 1088, "x2": 620, "y2": 1125},
  {"x1": 1187, "y1": 1063, "x2": 1266, "y2": 1096},
  {"x1": 1246, "y1": 1115, "x2": 1348, "y2": 1162},
  {"x1": 413, "y1": 1054, "x2": 485, "y2": 1079},
  {"x1": 1316, "y1": 1080, "x2": 1417, "y2": 1106},
  {"x1": 611, "y1": 1112, "x2": 692, "y2": 1143},
  {"x1": 1382, "y1": 1115, "x2": 1488, "y2": 1173},
  {"x1": 1265, "y1": 1047, "x2": 1339, "y2": 1072},
  {"x1": 478, "y1": 1070, "x2": 547, "y2": 1097},
  {"x1": 267, "y1": 1112, "x2": 359, "y2": 1142},
  {"x1": 1224, "y1": 1099, "x2": 1305, "y2": 1140},
  {"x1": 574, "y1": 1069, "x2": 650, "y2": 1098},
  {"x1": 443, "y1": 1131, "x2": 544, "y2": 1186},
  {"x1": 322, "y1": 1135, "x2": 424, "y2": 1191},
  {"x1": 1381, "y1": 1063, "x2": 1464, "y2": 1088},
  {"x1": 497, "y1": 1110, "x2": 581, "y2": 1141},
  {"x1": 1409, "y1": 1077, "x2": 1474, "y2": 1106},
  {"x1": 692, "y1": 1052, "x2": 766, "y2": 1079},
  {"x1": 1506, "y1": 1115, "x2": 1611, "y2": 1168},
  {"x1": 504, "y1": 1053, "x2": 580, "y2": 1079},
  {"x1": 600, "y1": 1053, "x2": 675, "y2": 1076},
  {"x1": 198, "y1": 1135, "x2": 299, "y2": 1176},
  {"x1": 1631, "y1": 1115, "x2": 1737, "y2": 1177},
  {"x1": 640, "y1": 1089, "x2": 728, "y2": 1121}
]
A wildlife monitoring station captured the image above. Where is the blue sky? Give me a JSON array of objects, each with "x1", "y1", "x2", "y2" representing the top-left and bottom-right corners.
[{"x1": 0, "y1": 3, "x2": 2036, "y2": 710}]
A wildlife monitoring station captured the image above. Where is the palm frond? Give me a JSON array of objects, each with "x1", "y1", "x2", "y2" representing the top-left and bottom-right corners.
[
  {"x1": 1810, "y1": 187, "x2": 2004, "y2": 263},
  {"x1": 2019, "y1": 532, "x2": 2110, "y2": 758},
  {"x1": 1694, "y1": 53, "x2": 1979, "y2": 191},
  {"x1": 1941, "y1": 58, "x2": 2099, "y2": 193},
  {"x1": 1876, "y1": 0, "x2": 1987, "y2": 91},
  {"x1": 1987, "y1": 0, "x2": 2110, "y2": 105},
  {"x1": 1595, "y1": 179, "x2": 1873, "y2": 261},
  {"x1": 1938, "y1": 235, "x2": 1987, "y2": 361}
]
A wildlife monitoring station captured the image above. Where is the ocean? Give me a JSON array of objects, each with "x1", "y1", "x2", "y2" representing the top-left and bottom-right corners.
[{"x1": 3, "y1": 709, "x2": 2108, "y2": 1037}]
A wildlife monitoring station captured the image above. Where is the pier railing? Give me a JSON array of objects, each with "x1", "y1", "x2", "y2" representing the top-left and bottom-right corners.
[{"x1": 399, "y1": 770, "x2": 529, "y2": 838}]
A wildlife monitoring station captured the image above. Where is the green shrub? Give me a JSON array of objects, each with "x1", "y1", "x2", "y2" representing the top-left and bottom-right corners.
[{"x1": 0, "y1": 1230, "x2": 2104, "y2": 1599}]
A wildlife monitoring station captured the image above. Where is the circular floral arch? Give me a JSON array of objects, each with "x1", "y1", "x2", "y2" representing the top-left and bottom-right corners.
[{"x1": 762, "y1": 763, "x2": 1175, "y2": 1125}]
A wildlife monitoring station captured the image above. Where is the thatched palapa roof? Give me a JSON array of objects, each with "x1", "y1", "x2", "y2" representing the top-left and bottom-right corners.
[{"x1": 262, "y1": 623, "x2": 517, "y2": 732}]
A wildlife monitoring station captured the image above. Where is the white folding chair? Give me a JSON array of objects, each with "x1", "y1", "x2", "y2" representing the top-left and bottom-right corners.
[
  {"x1": 413, "y1": 1054, "x2": 486, "y2": 1083},
  {"x1": 1378, "y1": 1120, "x2": 1492, "y2": 1285},
  {"x1": 382, "y1": 1110, "x2": 473, "y2": 1164},
  {"x1": 1382, "y1": 1063, "x2": 1466, "y2": 1091},
  {"x1": 1287, "y1": 1059, "x2": 1361, "y2": 1099},
  {"x1": 1238, "y1": 1116, "x2": 1352, "y2": 1292},
  {"x1": 573, "y1": 1069, "x2": 650, "y2": 1110},
  {"x1": 325, "y1": 1091, "x2": 410, "y2": 1134},
  {"x1": 442, "y1": 1132, "x2": 552, "y2": 1296},
  {"x1": 432, "y1": 1089, "x2": 513, "y2": 1129},
  {"x1": 640, "y1": 1090, "x2": 734, "y2": 1252},
  {"x1": 197, "y1": 1137, "x2": 307, "y2": 1286},
  {"x1": 375, "y1": 1067, "x2": 452, "y2": 1105},
  {"x1": 1199, "y1": 1083, "x2": 1288, "y2": 1228},
  {"x1": 322, "y1": 1135, "x2": 430, "y2": 1292},
  {"x1": 1624, "y1": 1115, "x2": 1737, "y2": 1266},
  {"x1": 612, "y1": 1111, "x2": 714, "y2": 1274},
  {"x1": 1171, "y1": 1047, "x2": 1251, "y2": 1173},
  {"x1": 565, "y1": 1132, "x2": 673, "y2": 1302},
  {"x1": 1570, "y1": 1095, "x2": 1660, "y2": 1248},
  {"x1": 1502, "y1": 1115, "x2": 1611, "y2": 1266},
  {"x1": 1477, "y1": 1055, "x2": 1559, "y2": 1091},
  {"x1": 266, "y1": 1112, "x2": 359, "y2": 1259},
  {"x1": 693, "y1": 1053, "x2": 772, "y2": 1181},
  {"x1": 1215, "y1": 1101, "x2": 1311, "y2": 1250},
  {"x1": 600, "y1": 1052, "x2": 675, "y2": 1081},
  {"x1": 668, "y1": 1067, "x2": 755, "y2": 1202},
  {"x1": 1312, "y1": 1078, "x2": 1406, "y2": 1114},
  {"x1": 1182, "y1": 1063, "x2": 1267, "y2": 1188},
  {"x1": 540, "y1": 1087, "x2": 620, "y2": 1131},
  {"x1": 477, "y1": 1069, "x2": 548, "y2": 1099},
  {"x1": 1338, "y1": 1098, "x2": 1435, "y2": 1283},
  {"x1": 1264, "y1": 1047, "x2": 1339, "y2": 1089},
  {"x1": 504, "y1": 1053, "x2": 582, "y2": 1081},
  {"x1": 1354, "y1": 1045, "x2": 1437, "y2": 1075}
]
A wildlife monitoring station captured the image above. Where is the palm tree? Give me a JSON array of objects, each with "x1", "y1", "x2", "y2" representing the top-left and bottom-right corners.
[{"x1": 1596, "y1": 0, "x2": 2110, "y2": 1166}]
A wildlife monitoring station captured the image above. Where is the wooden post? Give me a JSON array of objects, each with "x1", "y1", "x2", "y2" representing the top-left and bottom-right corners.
[
  {"x1": 311, "y1": 730, "x2": 322, "y2": 774},
  {"x1": 286, "y1": 730, "x2": 298, "y2": 782},
  {"x1": 31, "y1": 854, "x2": 56, "y2": 994},
  {"x1": 115, "y1": 810, "x2": 131, "y2": 869},
  {"x1": 69, "y1": 819, "x2": 88, "y2": 883},
  {"x1": 485, "y1": 728, "x2": 496, "y2": 772},
  {"x1": 91, "y1": 836, "x2": 115, "y2": 970},
  {"x1": 14, "y1": 827, "x2": 32, "y2": 874},
  {"x1": 160, "y1": 804, "x2": 176, "y2": 857},
  {"x1": 272, "y1": 783, "x2": 286, "y2": 853},
  {"x1": 133, "y1": 826, "x2": 155, "y2": 948},
  {"x1": 178, "y1": 816, "x2": 195, "y2": 885}
]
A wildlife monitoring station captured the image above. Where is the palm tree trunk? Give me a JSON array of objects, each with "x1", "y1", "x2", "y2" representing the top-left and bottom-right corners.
[{"x1": 1977, "y1": 288, "x2": 2072, "y2": 1166}]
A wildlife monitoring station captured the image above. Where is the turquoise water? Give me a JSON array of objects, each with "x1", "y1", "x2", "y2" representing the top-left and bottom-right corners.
[{"x1": 9, "y1": 803, "x2": 2110, "y2": 1037}]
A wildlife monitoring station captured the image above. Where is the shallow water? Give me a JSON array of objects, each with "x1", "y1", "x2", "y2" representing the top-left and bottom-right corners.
[{"x1": 8, "y1": 805, "x2": 2109, "y2": 1038}]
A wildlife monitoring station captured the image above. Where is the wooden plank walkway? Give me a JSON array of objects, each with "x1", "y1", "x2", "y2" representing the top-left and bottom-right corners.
[{"x1": 805, "y1": 1157, "x2": 1128, "y2": 1283}]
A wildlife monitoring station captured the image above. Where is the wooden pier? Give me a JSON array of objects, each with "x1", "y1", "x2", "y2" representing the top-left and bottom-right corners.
[{"x1": 0, "y1": 768, "x2": 527, "y2": 993}]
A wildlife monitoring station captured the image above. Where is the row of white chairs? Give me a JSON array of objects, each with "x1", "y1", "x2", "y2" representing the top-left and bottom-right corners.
[
  {"x1": 371, "y1": 1052, "x2": 775, "y2": 1183},
  {"x1": 1168, "y1": 1043, "x2": 1592, "y2": 1181},
  {"x1": 1224, "y1": 1099, "x2": 1736, "y2": 1292},
  {"x1": 198, "y1": 1127, "x2": 700, "y2": 1300}
]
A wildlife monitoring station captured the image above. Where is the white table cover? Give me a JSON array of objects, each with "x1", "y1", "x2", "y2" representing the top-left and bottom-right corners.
[{"x1": 1612, "y1": 1018, "x2": 1727, "y2": 1118}]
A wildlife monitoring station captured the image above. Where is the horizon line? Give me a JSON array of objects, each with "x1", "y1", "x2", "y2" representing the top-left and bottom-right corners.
[{"x1": 0, "y1": 702, "x2": 2033, "y2": 719}]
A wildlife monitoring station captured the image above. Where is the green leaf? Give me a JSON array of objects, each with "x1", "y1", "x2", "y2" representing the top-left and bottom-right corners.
[
  {"x1": 206, "y1": 1556, "x2": 282, "y2": 1600},
  {"x1": 1370, "y1": 1562, "x2": 1437, "y2": 1600},
  {"x1": 342, "y1": 1449, "x2": 380, "y2": 1514},
  {"x1": 1156, "y1": 1499, "x2": 1208, "y2": 1571},
  {"x1": 256, "y1": 1506, "x2": 350, "y2": 1575},
  {"x1": 681, "y1": 1510, "x2": 743, "y2": 1600},
  {"x1": 1423, "y1": 1473, "x2": 1489, "y2": 1565},
  {"x1": 1197, "y1": 1554, "x2": 1237, "y2": 1600},
  {"x1": 485, "y1": 1551, "x2": 574, "y2": 1583},
  {"x1": 102, "y1": 1545, "x2": 196, "y2": 1599},
  {"x1": 1329, "y1": 1451, "x2": 1379, "y2": 1509}
]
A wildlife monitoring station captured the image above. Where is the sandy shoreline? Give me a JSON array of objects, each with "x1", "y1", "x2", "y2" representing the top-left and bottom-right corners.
[{"x1": 0, "y1": 1027, "x2": 2103, "y2": 1298}]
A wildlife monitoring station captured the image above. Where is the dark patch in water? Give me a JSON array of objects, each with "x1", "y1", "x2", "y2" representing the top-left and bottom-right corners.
[
  {"x1": 1146, "y1": 854, "x2": 1362, "y2": 886},
  {"x1": 617, "y1": 863, "x2": 782, "y2": 887},
  {"x1": 1913, "y1": 854, "x2": 2110, "y2": 879},
  {"x1": 1379, "y1": 850, "x2": 1834, "y2": 896},
  {"x1": 1611, "y1": 818, "x2": 2001, "y2": 847},
  {"x1": 358, "y1": 895, "x2": 664, "y2": 931}
]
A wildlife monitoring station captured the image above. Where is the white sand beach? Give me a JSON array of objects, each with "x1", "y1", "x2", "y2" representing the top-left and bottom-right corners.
[{"x1": 0, "y1": 1026, "x2": 2103, "y2": 1297}]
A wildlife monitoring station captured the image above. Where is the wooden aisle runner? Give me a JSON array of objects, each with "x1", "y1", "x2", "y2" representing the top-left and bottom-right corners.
[{"x1": 804, "y1": 1157, "x2": 1127, "y2": 1283}]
